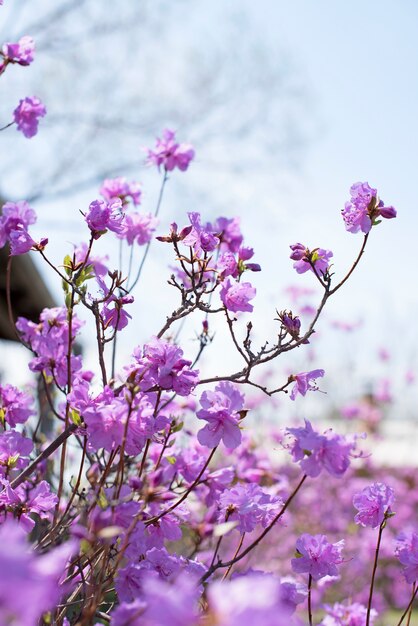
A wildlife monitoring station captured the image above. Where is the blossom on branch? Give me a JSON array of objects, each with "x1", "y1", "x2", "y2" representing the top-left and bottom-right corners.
[
  {"x1": 342, "y1": 182, "x2": 397, "y2": 234},
  {"x1": 352, "y1": 482, "x2": 395, "y2": 528},
  {"x1": 147, "y1": 129, "x2": 195, "y2": 172},
  {"x1": 197, "y1": 381, "x2": 245, "y2": 449},
  {"x1": 291, "y1": 533, "x2": 344, "y2": 580}
]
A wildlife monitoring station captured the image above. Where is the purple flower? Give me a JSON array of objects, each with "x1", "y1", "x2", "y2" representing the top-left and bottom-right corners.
[
  {"x1": 289, "y1": 368, "x2": 324, "y2": 400},
  {"x1": 0, "y1": 521, "x2": 75, "y2": 626},
  {"x1": 16, "y1": 306, "x2": 84, "y2": 387},
  {"x1": 207, "y1": 573, "x2": 298, "y2": 626},
  {"x1": 101, "y1": 294, "x2": 134, "y2": 331},
  {"x1": 130, "y1": 337, "x2": 199, "y2": 396},
  {"x1": 212, "y1": 216, "x2": 243, "y2": 253},
  {"x1": 320, "y1": 601, "x2": 377, "y2": 626},
  {"x1": 197, "y1": 381, "x2": 245, "y2": 449},
  {"x1": 84, "y1": 198, "x2": 125, "y2": 238},
  {"x1": 100, "y1": 176, "x2": 142, "y2": 206},
  {"x1": 220, "y1": 278, "x2": 256, "y2": 313},
  {"x1": 120, "y1": 212, "x2": 158, "y2": 246},
  {"x1": 291, "y1": 533, "x2": 344, "y2": 581},
  {"x1": 113, "y1": 573, "x2": 200, "y2": 626},
  {"x1": 218, "y1": 483, "x2": 283, "y2": 533},
  {"x1": 0, "y1": 430, "x2": 33, "y2": 477},
  {"x1": 0, "y1": 480, "x2": 58, "y2": 532},
  {"x1": 0, "y1": 200, "x2": 36, "y2": 252},
  {"x1": 13, "y1": 96, "x2": 46, "y2": 138},
  {"x1": 111, "y1": 599, "x2": 146, "y2": 626},
  {"x1": 182, "y1": 212, "x2": 219, "y2": 253},
  {"x1": 290, "y1": 243, "x2": 333, "y2": 276},
  {"x1": 395, "y1": 530, "x2": 418, "y2": 583},
  {"x1": 147, "y1": 129, "x2": 195, "y2": 172},
  {"x1": 286, "y1": 419, "x2": 358, "y2": 478},
  {"x1": 2, "y1": 36, "x2": 35, "y2": 68},
  {"x1": 353, "y1": 482, "x2": 395, "y2": 528},
  {"x1": 342, "y1": 182, "x2": 397, "y2": 234},
  {"x1": 0, "y1": 383, "x2": 34, "y2": 427}
]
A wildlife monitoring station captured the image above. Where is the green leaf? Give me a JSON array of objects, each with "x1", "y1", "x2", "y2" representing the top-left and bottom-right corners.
[{"x1": 63, "y1": 254, "x2": 73, "y2": 277}]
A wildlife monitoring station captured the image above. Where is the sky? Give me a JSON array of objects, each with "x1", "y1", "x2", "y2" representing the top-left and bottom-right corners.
[{"x1": 1, "y1": 0, "x2": 417, "y2": 423}]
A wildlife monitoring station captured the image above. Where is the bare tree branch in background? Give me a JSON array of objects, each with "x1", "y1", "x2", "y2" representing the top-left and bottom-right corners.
[{"x1": 0, "y1": 0, "x2": 316, "y2": 215}]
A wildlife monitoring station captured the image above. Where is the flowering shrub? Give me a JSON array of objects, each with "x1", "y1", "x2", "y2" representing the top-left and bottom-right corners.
[{"x1": 1, "y1": 19, "x2": 414, "y2": 626}]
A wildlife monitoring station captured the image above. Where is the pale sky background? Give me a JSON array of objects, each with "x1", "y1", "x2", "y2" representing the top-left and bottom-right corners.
[{"x1": 1, "y1": 0, "x2": 417, "y2": 424}]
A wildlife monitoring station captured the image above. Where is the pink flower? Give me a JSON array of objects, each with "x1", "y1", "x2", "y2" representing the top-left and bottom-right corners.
[
  {"x1": 220, "y1": 278, "x2": 256, "y2": 313},
  {"x1": 0, "y1": 383, "x2": 34, "y2": 427},
  {"x1": 0, "y1": 430, "x2": 33, "y2": 477},
  {"x1": 147, "y1": 129, "x2": 195, "y2": 172},
  {"x1": 0, "y1": 200, "x2": 37, "y2": 255},
  {"x1": 13, "y1": 96, "x2": 46, "y2": 138},
  {"x1": 120, "y1": 212, "x2": 158, "y2": 246},
  {"x1": 289, "y1": 368, "x2": 324, "y2": 400},
  {"x1": 353, "y1": 482, "x2": 395, "y2": 528},
  {"x1": 2, "y1": 36, "x2": 35, "y2": 69},
  {"x1": 342, "y1": 182, "x2": 397, "y2": 234},
  {"x1": 218, "y1": 483, "x2": 283, "y2": 533},
  {"x1": 100, "y1": 176, "x2": 142, "y2": 206},
  {"x1": 182, "y1": 212, "x2": 219, "y2": 253},
  {"x1": 197, "y1": 381, "x2": 245, "y2": 449},
  {"x1": 101, "y1": 294, "x2": 134, "y2": 331},
  {"x1": 0, "y1": 480, "x2": 58, "y2": 532},
  {"x1": 130, "y1": 337, "x2": 199, "y2": 396},
  {"x1": 290, "y1": 243, "x2": 333, "y2": 276},
  {"x1": 84, "y1": 198, "x2": 125, "y2": 238},
  {"x1": 291, "y1": 533, "x2": 344, "y2": 581}
]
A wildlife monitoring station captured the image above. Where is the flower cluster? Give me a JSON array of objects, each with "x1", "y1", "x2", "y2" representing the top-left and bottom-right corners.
[
  {"x1": 0, "y1": 200, "x2": 44, "y2": 255},
  {"x1": 286, "y1": 419, "x2": 359, "y2": 477},
  {"x1": 341, "y1": 182, "x2": 397, "y2": 234},
  {"x1": 218, "y1": 482, "x2": 283, "y2": 532},
  {"x1": 129, "y1": 337, "x2": 199, "y2": 396},
  {"x1": 290, "y1": 243, "x2": 333, "y2": 276},
  {"x1": 0, "y1": 83, "x2": 405, "y2": 626},
  {"x1": 147, "y1": 128, "x2": 195, "y2": 172}
]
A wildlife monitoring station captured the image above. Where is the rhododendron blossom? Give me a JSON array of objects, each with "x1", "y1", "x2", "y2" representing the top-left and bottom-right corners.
[
  {"x1": 1, "y1": 36, "x2": 34, "y2": 72},
  {"x1": 342, "y1": 182, "x2": 397, "y2": 234},
  {"x1": 290, "y1": 242, "x2": 333, "y2": 276},
  {"x1": 218, "y1": 482, "x2": 283, "y2": 532},
  {"x1": 197, "y1": 381, "x2": 245, "y2": 449},
  {"x1": 286, "y1": 419, "x2": 358, "y2": 477},
  {"x1": 289, "y1": 368, "x2": 324, "y2": 400},
  {"x1": 291, "y1": 533, "x2": 344, "y2": 580},
  {"x1": 353, "y1": 482, "x2": 395, "y2": 528},
  {"x1": 13, "y1": 96, "x2": 46, "y2": 138},
  {"x1": 147, "y1": 128, "x2": 195, "y2": 172},
  {"x1": 100, "y1": 176, "x2": 142, "y2": 206},
  {"x1": 220, "y1": 278, "x2": 256, "y2": 313}
]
